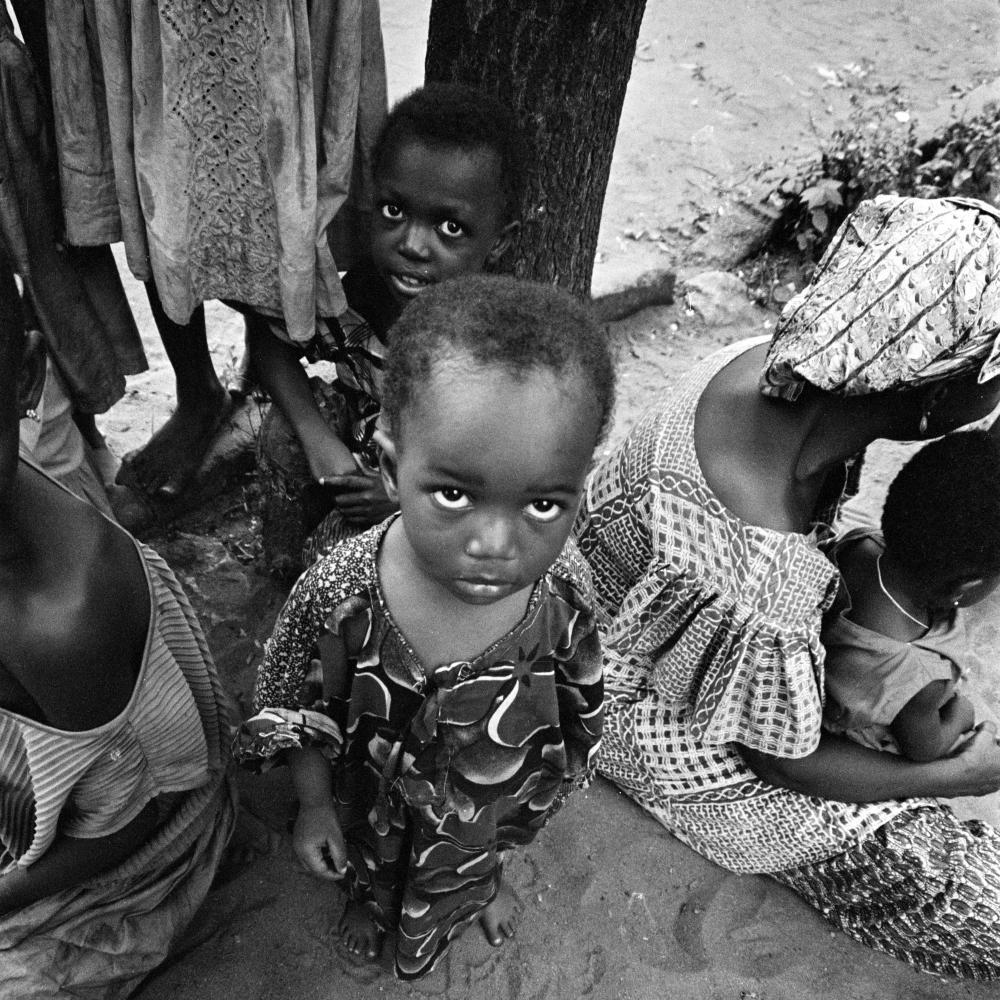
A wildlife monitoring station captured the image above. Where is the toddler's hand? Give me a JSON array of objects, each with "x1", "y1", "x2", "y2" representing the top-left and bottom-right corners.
[
  {"x1": 293, "y1": 803, "x2": 347, "y2": 880},
  {"x1": 949, "y1": 721, "x2": 1000, "y2": 797}
]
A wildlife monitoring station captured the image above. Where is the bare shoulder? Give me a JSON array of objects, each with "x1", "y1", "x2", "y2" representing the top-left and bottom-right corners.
[{"x1": 694, "y1": 342, "x2": 802, "y2": 531}]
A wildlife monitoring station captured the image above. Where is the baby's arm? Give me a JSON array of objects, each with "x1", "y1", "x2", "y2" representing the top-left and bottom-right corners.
[{"x1": 891, "y1": 679, "x2": 976, "y2": 762}]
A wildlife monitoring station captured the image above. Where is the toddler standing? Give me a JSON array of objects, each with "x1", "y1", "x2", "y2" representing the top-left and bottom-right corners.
[
  {"x1": 237, "y1": 275, "x2": 615, "y2": 979},
  {"x1": 822, "y1": 431, "x2": 1000, "y2": 761}
]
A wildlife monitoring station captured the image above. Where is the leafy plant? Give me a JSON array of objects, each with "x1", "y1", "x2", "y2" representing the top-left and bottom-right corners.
[{"x1": 766, "y1": 89, "x2": 1000, "y2": 258}]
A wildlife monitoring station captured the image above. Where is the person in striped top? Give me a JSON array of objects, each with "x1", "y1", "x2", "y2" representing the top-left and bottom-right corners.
[{"x1": 0, "y1": 261, "x2": 238, "y2": 998}]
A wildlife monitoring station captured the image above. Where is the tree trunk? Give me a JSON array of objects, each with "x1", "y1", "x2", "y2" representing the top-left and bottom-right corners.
[{"x1": 425, "y1": 0, "x2": 647, "y2": 297}]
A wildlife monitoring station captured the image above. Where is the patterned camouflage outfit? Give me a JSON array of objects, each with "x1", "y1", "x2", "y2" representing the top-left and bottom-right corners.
[{"x1": 238, "y1": 519, "x2": 603, "y2": 979}]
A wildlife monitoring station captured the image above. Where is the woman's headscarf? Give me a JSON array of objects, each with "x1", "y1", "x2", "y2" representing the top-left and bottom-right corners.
[{"x1": 760, "y1": 195, "x2": 1000, "y2": 400}]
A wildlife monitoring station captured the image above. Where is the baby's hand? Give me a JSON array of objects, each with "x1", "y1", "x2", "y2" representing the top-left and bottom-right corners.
[
  {"x1": 293, "y1": 803, "x2": 347, "y2": 880},
  {"x1": 948, "y1": 721, "x2": 1000, "y2": 797}
]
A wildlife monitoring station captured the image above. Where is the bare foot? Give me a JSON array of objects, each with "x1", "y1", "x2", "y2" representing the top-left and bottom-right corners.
[
  {"x1": 338, "y1": 899, "x2": 384, "y2": 961},
  {"x1": 479, "y1": 880, "x2": 523, "y2": 947},
  {"x1": 119, "y1": 385, "x2": 232, "y2": 498}
]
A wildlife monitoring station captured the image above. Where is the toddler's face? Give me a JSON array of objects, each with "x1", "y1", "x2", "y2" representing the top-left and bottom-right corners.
[
  {"x1": 382, "y1": 361, "x2": 599, "y2": 607},
  {"x1": 371, "y1": 137, "x2": 516, "y2": 310}
]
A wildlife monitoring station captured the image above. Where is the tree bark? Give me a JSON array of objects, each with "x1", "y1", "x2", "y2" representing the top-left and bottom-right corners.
[{"x1": 425, "y1": 0, "x2": 647, "y2": 296}]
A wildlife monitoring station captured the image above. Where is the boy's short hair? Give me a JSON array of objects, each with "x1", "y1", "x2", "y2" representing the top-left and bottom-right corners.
[
  {"x1": 382, "y1": 274, "x2": 615, "y2": 445},
  {"x1": 373, "y1": 82, "x2": 527, "y2": 222},
  {"x1": 882, "y1": 430, "x2": 1000, "y2": 582}
]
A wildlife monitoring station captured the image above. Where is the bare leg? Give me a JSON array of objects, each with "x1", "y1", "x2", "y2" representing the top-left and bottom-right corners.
[
  {"x1": 227, "y1": 322, "x2": 257, "y2": 400},
  {"x1": 119, "y1": 282, "x2": 231, "y2": 497},
  {"x1": 479, "y1": 879, "x2": 523, "y2": 946},
  {"x1": 338, "y1": 899, "x2": 384, "y2": 960}
]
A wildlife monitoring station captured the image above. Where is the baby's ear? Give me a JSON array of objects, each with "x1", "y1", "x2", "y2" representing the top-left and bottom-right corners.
[
  {"x1": 486, "y1": 220, "x2": 520, "y2": 265},
  {"x1": 374, "y1": 426, "x2": 400, "y2": 502}
]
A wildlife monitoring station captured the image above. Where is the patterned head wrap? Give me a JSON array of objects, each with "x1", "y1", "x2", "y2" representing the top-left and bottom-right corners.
[{"x1": 760, "y1": 195, "x2": 1000, "y2": 400}]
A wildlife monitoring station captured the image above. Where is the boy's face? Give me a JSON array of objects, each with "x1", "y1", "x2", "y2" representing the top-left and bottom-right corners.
[
  {"x1": 371, "y1": 137, "x2": 518, "y2": 310},
  {"x1": 379, "y1": 362, "x2": 599, "y2": 607}
]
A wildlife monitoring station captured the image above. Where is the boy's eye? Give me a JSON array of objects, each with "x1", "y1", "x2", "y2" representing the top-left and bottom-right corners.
[
  {"x1": 436, "y1": 219, "x2": 465, "y2": 238},
  {"x1": 433, "y1": 488, "x2": 471, "y2": 510},
  {"x1": 525, "y1": 499, "x2": 562, "y2": 523},
  {"x1": 380, "y1": 202, "x2": 403, "y2": 221}
]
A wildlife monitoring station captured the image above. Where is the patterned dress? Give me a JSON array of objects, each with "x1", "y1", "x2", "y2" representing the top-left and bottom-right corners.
[
  {"x1": 574, "y1": 340, "x2": 1000, "y2": 980},
  {"x1": 28, "y1": 0, "x2": 386, "y2": 342},
  {"x1": 237, "y1": 519, "x2": 604, "y2": 980}
]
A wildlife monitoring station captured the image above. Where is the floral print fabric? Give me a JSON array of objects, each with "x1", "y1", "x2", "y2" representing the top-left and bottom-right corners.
[{"x1": 239, "y1": 518, "x2": 603, "y2": 979}]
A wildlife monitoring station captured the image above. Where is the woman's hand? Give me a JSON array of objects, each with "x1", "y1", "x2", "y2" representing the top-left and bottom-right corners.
[{"x1": 292, "y1": 803, "x2": 347, "y2": 879}]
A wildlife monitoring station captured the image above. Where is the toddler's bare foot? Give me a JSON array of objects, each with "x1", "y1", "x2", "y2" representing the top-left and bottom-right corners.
[
  {"x1": 338, "y1": 899, "x2": 383, "y2": 961},
  {"x1": 479, "y1": 880, "x2": 523, "y2": 947}
]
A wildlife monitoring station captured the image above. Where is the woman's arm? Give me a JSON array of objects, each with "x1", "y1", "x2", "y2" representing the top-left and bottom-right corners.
[
  {"x1": 740, "y1": 722, "x2": 1000, "y2": 802},
  {"x1": 0, "y1": 801, "x2": 158, "y2": 916},
  {"x1": 891, "y1": 681, "x2": 976, "y2": 762}
]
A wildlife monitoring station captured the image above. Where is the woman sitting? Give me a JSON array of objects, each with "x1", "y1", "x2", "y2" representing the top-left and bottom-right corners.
[
  {"x1": 0, "y1": 261, "x2": 237, "y2": 999},
  {"x1": 574, "y1": 196, "x2": 1000, "y2": 979}
]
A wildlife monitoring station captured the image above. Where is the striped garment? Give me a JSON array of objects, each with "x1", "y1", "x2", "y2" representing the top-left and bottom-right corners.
[
  {"x1": 0, "y1": 463, "x2": 237, "y2": 999},
  {"x1": 0, "y1": 542, "x2": 222, "y2": 871}
]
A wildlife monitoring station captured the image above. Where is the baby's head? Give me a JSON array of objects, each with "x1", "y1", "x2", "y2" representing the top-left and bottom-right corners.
[
  {"x1": 370, "y1": 83, "x2": 526, "y2": 311},
  {"x1": 882, "y1": 430, "x2": 1000, "y2": 612},
  {"x1": 378, "y1": 274, "x2": 614, "y2": 605}
]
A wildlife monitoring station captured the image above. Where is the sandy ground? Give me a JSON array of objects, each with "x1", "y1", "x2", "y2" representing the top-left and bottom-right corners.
[{"x1": 99, "y1": 3, "x2": 1000, "y2": 997}]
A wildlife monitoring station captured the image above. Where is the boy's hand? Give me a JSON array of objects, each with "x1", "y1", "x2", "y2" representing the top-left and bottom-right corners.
[
  {"x1": 319, "y1": 472, "x2": 397, "y2": 526},
  {"x1": 293, "y1": 803, "x2": 347, "y2": 879}
]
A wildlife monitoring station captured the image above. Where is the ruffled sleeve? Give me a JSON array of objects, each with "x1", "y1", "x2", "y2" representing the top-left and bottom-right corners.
[{"x1": 575, "y1": 380, "x2": 841, "y2": 759}]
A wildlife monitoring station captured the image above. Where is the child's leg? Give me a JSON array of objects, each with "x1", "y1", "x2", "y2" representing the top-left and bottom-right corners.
[
  {"x1": 120, "y1": 283, "x2": 231, "y2": 498},
  {"x1": 331, "y1": 820, "x2": 410, "y2": 964},
  {"x1": 227, "y1": 324, "x2": 256, "y2": 400},
  {"x1": 394, "y1": 824, "x2": 507, "y2": 980}
]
